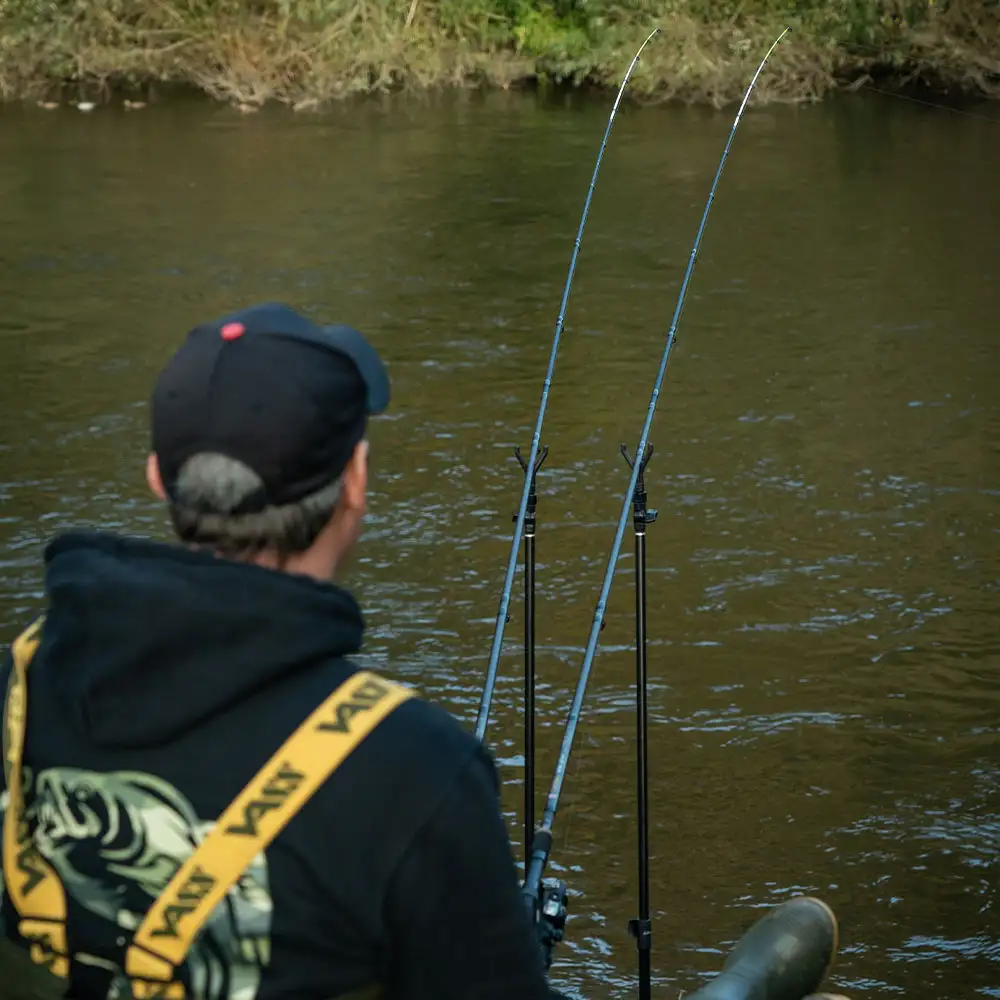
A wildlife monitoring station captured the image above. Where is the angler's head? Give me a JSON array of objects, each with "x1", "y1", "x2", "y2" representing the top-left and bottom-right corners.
[{"x1": 146, "y1": 301, "x2": 390, "y2": 581}]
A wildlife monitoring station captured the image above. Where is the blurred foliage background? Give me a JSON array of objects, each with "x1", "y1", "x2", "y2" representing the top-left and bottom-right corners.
[{"x1": 0, "y1": 0, "x2": 996, "y2": 106}]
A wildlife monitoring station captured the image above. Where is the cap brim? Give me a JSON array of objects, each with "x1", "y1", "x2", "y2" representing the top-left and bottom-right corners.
[{"x1": 321, "y1": 324, "x2": 390, "y2": 415}]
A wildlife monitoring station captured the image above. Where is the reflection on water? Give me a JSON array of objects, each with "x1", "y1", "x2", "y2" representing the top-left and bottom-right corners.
[{"x1": 1, "y1": 89, "x2": 998, "y2": 998}]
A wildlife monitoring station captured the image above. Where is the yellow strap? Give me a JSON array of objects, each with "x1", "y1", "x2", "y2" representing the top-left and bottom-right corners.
[
  {"x1": 3, "y1": 619, "x2": 414, "y2": 997},
  {"x1": 2, "y1": 616, "x2": 71, "y2": 979},
  {"x1": 126, "y1": 669, "x2": 415, "y2": 995}
]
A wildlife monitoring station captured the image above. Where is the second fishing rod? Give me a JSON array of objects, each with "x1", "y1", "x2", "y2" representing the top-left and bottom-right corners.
[{"x1": 520, "y1": 25, "x2": 792, "y2": 996}]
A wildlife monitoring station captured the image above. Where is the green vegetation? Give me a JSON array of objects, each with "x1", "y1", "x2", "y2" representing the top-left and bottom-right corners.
[{"x1": 0, "y1": 0, "x2": 997, "y2": 108}]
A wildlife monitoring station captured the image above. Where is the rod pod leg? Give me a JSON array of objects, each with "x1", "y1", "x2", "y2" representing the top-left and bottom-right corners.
[
  {"x1": 621, "y1": 442, "x2": 657, "y2": 1000},
  {"x1": 514, "y1": 444, "x2": 548, "y2": 865}
]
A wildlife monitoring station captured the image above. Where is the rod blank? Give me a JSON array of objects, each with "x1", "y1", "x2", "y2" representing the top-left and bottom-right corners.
[{"x1": 475, "y1": 25, "x2": 662, "y2": 743}]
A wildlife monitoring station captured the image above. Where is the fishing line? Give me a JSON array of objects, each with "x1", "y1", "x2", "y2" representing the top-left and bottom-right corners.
[
  {"x1": 474, "y1": 25, "x2": 661, "y2": 744},
  {"x1": 828, "y1": 34, "x2": 999, "y2": 124},
  {"x1": 861, "y1": 81, "x2": 1000, "y2": 124},
  {"x1": 522, "y1": 24, "x2": 792, "y2": 906}
]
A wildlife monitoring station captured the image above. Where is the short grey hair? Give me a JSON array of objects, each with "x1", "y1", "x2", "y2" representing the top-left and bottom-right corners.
[{"x1": 167, "y1": 453, "x2": 342, "y2": 561}]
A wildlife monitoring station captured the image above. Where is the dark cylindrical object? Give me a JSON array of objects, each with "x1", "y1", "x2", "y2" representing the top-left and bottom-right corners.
[
  {"x1": 524, "y1": 528, "x2": 536, "y2": 860},
  {"x1": 685, "y1": 896, "x2": 839, "y2": 1000},
  {"x1": 634, "y1": 526, "x2": 651, "y2": 1000},
  {"x1": 625, "y1": 442, "x2": 655, "y2": 1000}
]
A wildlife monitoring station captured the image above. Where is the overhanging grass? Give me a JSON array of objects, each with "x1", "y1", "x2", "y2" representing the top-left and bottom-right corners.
[{"x1": 0, "y1": 0, "x2": 996, "y2": 106}]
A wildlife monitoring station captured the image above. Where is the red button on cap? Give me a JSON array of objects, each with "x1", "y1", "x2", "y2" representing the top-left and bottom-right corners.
[{"x1": 220, "y1": 322, "x2": 245, "y2": 341}]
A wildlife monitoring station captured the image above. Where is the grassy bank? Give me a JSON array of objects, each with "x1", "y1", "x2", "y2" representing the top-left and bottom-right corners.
[{"x1": 0, "y1": 0, "x2": 997, "y2": 108}]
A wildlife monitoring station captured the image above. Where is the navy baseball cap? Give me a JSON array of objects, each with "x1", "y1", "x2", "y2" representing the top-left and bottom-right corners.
[{"x1": 151, "y1": 302, "x2": 390, "y2": 513}]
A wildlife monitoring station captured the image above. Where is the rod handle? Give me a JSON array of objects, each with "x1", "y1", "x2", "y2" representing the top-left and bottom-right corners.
[
  {"x1": 685, "y1": 896, "x2": 839, "y2": 1000},
  {"x1": 522, "y1": 827, "x2": 553, "y2": 906}
]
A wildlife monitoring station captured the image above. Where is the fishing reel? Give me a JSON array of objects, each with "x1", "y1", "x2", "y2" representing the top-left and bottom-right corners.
[{"x1": 534, "y1": 877, "x2": 569, "y2": 971}]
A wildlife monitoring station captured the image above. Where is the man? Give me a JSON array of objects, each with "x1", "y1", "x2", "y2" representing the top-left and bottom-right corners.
[{"x1": 0, "y1": 303, "x2": 563, "y2": 1000}]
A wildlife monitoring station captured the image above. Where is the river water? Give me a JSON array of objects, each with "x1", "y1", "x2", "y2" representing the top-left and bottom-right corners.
[{"x1": 0, "y1": 88, "x2": 997, "y2": 999}]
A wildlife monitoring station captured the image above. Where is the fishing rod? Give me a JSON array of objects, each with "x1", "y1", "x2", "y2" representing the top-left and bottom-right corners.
[
  {"x1": 522, "y1": 23, "x2": 793, "y2": 977},
  {"x1": 474, "y1": 25, "x2": 661, "y2": 746}
]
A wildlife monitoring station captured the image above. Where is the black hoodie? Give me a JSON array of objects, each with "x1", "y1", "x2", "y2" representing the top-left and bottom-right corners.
[{"x1": 0, "y1": 532, "x2": 557, "y2": 1000}]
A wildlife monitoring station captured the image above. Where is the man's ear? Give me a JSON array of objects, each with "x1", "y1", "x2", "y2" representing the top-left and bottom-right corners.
[
  {"x1": 340, "y1": 440, "x2": 369, "y2": 511},
  {"x1": 146, "y1": 453, "x2": 167, "y2": 501}
]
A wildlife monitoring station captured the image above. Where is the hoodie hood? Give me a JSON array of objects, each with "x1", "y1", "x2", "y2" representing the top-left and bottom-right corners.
[{"x1": 37, "y1": 531, "x2": 365, "y2": 749}]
